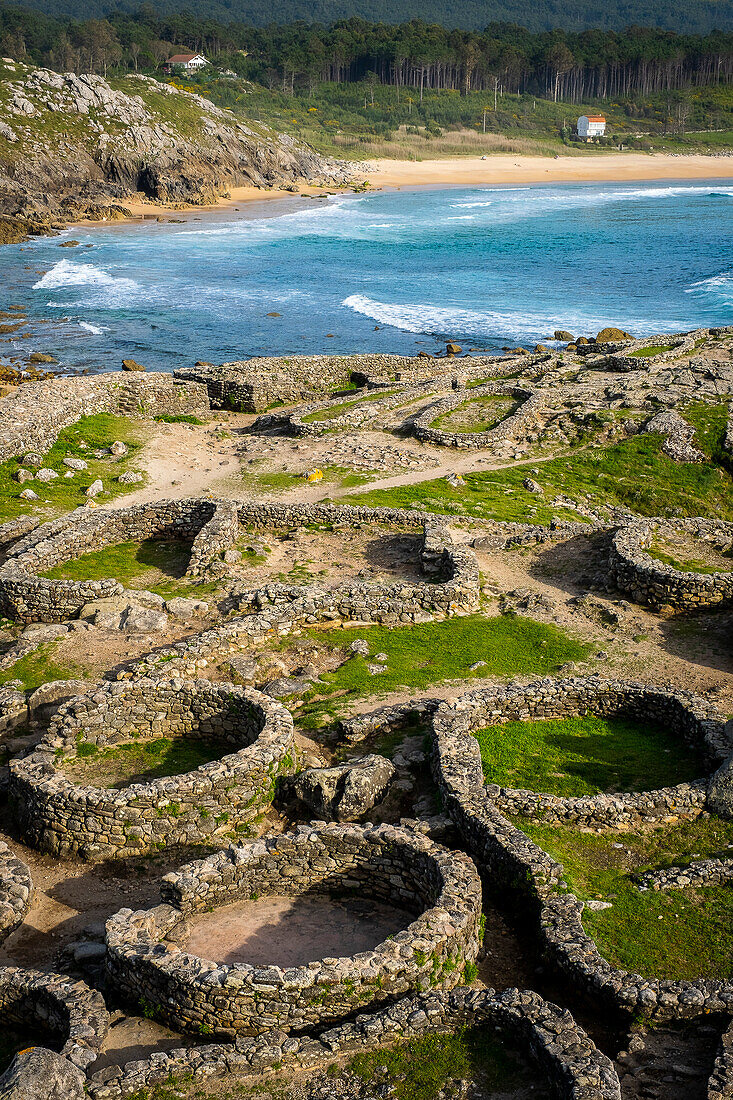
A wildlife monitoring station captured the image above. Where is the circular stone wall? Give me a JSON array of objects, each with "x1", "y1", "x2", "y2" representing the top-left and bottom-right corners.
[
  {"x1": 9, "y1": 678, "x2": 296, "y2": 859},
  {"x1": 0, "y1": 965, "x2": 109, "y2": 1070},
  {"x1": 105, "y1": 823, "x2": 482, "y2": 1037},
  {"x1": 609, "y1": 518, "x2": 733, "y2": 611},
  {"x1": 433, "y1": 677, "x2": 727, "y2": 828},
  {"x1": 0, "y1": 498, "x2": 239, "y2": 623}
]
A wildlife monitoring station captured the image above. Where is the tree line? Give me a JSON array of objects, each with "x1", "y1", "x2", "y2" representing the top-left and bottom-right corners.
[{"x1": 1, "y1": 5, "x2": 731, "y2": 101}]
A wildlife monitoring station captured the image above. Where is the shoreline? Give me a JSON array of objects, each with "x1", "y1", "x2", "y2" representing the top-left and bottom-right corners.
[
  {"x1": 78, "y1": 151, "x2": 733, "y2": 225},
  {"x1": 365, "y1": 151, "x2": 733, "y2": 188}
]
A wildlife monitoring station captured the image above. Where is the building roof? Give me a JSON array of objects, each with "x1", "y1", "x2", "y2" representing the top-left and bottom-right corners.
[
  {"x1": 167, "y1": 52, "x2": 205, "y2": 63},
  {"x1": 583, "y1": 115, "x2": 606, "y2": 123}
]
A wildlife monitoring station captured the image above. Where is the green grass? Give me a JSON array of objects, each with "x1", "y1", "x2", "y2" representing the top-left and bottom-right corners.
[
  {"x1": 474, "y1": 714, "x2": 705, "y2": 797},
  {"x1": 39, "y1": 538, "x2": 220, "y2": 599},
  {"x1": 432, "y1": 394, "x2": 519, "y2": 433},
  {"x1": 343, "y1": 429, "x2": 733, "y2": 522},
  {"x1": 683, "y1": 399, "x2": 731, "y2": 468},
  {"x1": 301, "y1": 390, "x2": 397, "y2": 423},
  {"x1": 517, "y1": 816, "x2": 733, "y2": 982},
  {"x1": 0, "y1": 414, "x2": 147, "y2": 522},
  {"x1": 286, "y1": 614, "x2": 590, "y2": 728},
  {"x1": 62, "y1": 735, "x2": 231, "y2": 788},
  {"x1": 646, "y1": 545, "x2": 732, "y2": 575},
  {"x1": 349, "y1": 1028, "x2": 531, "y2": 1100},
  {"x1": 153, "y1": 414, "x2": 204, "y2": 425},
  {"x1": 0, "y1": 643, "x2": 78, "y2": 691},
  {"x1": 628, "y1": 344, "x2": 676, "y2": 357}
]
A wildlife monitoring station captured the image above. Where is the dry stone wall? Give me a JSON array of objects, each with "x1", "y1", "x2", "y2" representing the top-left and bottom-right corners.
[
  {"x1": 105, "y1": 822, "x2": 481, "y2": 1037},
  {"x1": 86, "y1": 985, "x2": 619, "y2": 1100},
  {"x1": 430, "y1": 680, "x2": 733, "y2": 1022},
  {"x1": 708, "y1": 1020, "x2": 733, "y2": 1100},
  {"x1": 0, "y1": 373, "x2": 209, "y2": 462},
  {"x1": 412, "y1": 385, "x2": 542, "y2": 449},
  {"x1": 0, "y1": 844, "x2": 32, "y2": 944},
  {"x1": 0, "y1": 965, "x2": 109, "y2": 1070},
  {"x1": 0, "y1": 498, "x2": 240, "y2": 623},
  {"x1": 609, "y1": 518, "x2": 733, "y2": 611},
  {"x1": 174, "y1": 354, "x2": 509, "y2": 412},
  {"x1": 9, "y1": 678, "x2": 296, "y2": 859}
]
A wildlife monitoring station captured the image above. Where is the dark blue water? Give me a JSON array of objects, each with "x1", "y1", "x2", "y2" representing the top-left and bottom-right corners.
[{"x1": 1, "y1": 179, "x2": 731, "y2": 373}]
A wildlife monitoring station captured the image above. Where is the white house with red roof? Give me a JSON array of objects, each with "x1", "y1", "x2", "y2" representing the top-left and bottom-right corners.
[
  {"x1": 577, "y1": 115, "x2": 606, "y2": 140},
  {"x1": 165, "y1": 52, "x2": 208, "y2": 73}
]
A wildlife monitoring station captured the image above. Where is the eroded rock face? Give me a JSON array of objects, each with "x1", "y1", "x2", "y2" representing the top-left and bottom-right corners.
[
  {"x1": 0, "y1": 1047, "x2": 85, "y2": 1100},
  {"x1": 0, "y1": 65, "x2": 355, "y2": 235},
  {"x1": 289, "y1": 754, "x2": 396, "y2": 821}
]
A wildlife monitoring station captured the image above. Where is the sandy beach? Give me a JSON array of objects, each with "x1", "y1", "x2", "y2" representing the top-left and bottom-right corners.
[
  {"x1": 111, "y1": 151, "x2": 732, "y2": 223},
  {"x1": 366, "y1": 151, "x2": 733, "y2": 188}
]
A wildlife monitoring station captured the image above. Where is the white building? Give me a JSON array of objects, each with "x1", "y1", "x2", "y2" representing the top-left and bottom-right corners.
[
  {"x1": 166, "y1": 52, "x2": 208, "y2": 73},
  {"x1": 577, "y1": 115, "x2": 606, "y2": 140}
]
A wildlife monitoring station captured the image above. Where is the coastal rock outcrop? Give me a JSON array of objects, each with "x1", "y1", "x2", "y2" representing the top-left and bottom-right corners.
[{"x1": 0, "y1": 63, "x2": 356, "y2": 237}]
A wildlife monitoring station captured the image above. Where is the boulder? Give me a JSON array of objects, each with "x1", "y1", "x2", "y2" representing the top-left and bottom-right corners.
[
  {"x1": 117, "y1": 471, "x2": 143, "y2": 484},
  {"x1": 85, "y1": 479, "x2": 103, "y2": 497},
  {"x1": 13, "y1": 470, "x2": 33, "y2": 484},
  {"x1": 110, "y1": 441, "x2": 127, "y2": 457},
  {"x1": 35, "y1": 468, "x2": 58, "y2": 482},
  {"x1": 28, "y1": 352, "x2": 57, "y2": 363},
  {"x1": 19, "y1": 489, "x2": 39, "y2": 501},
  {"x1": 707, "y1": 750, "x2": 733, "y2": 820},
  {"x1": 121, "y1": 605, "x2": 168, "y2": 633},
  {"x1": 63, "y1": 456, "x2": 87, "y2": 470},
  {"x1": 22, "y1": 453, "x2": 43, "y2": 469},
  {"x1": 0, "y1": 1046, "x2": 86, "y2": 1100},
  {"x1": 534, "y1": 344, "x2": 551, "y2": 354},
  {"x1": 596, "y1": 327, "x2": 634, "y2": 343},
  {"x1": 121, "y1": 358, "x2": 145, "y2": 372},
  {"x1": 445, "y1": 343, "x2": 462, "y2": 356},
  {"x1": 165, "y1": 596, "x2": 209, "y2": 621},
  {"x1": 522, "y1": 477, "x2": 543, "y2": 494},
  {"x1": 289, "y1": 754, "x2": 395, "y2": 821},
  {"x1": 554, "y1": 330, "x2": 575, "y2": 341}
]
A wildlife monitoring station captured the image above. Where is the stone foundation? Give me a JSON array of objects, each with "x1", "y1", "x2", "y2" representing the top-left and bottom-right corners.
[
  {"x1": 9, "y1": 678, "x2": 296, "y2": 859},
  {"x1": 609, "y1": 518, "x2": 733, "y2": 611},
  {"x1": 412, "y1": 385, "x2": 542, "y2": 450},
  {"x1": 105, "y1": 822, "x2": 481, "y2": 1037},
  {"x1": 0, "y1": 373, "x2": 210, "y2": 462},
  {"x1": 86, "y1": 985, "x2": 619, "y2": 1100},
  {"x1": 0, "y1": 844, "x2": 32, "y2": 943},
  {"x1": 0, "y1": 498, "x2": 239, "y2": 623},
  {"x1": 430, "y1": 681, "x2": 733, "y2": 1021},
  {"x1": 0, "y1": 966, "x2": 108, "y2": 1070}
]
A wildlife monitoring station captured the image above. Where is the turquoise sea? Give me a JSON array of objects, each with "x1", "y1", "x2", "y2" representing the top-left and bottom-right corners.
[{"x1": 1, "y1": 178, "x2": 732, "y2": 373}]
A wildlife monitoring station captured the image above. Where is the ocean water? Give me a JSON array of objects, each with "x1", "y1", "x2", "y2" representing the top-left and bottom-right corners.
[{"x1": 1, "y1": 178, "x2": 732, "y2": 373}]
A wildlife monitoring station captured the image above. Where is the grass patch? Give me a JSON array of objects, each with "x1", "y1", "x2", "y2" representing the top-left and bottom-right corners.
[
  {"x1": 153, "y1": 414, "x2": 204, "y2": 425},
  {"x1": 343, "y1": 429, "x2": 733, "y2": 522},
  {"x1": 62, "y1": 736, "x2": 231, "y2": 788},
  {"x1": 40, "y1": 538, "x2": 220, "y2": 599},
  {"x1": 432, "y1": 395, "x2": 519, "y2": 434},
  {"x1": 646, "y1": 545, "x2": 732, "y2": 575},
  {"x1": 517, "y1": 815, "x2": 733, "y2": 982},
  {"x1": 474, "y1": 714, "x2": 704, "y2": 797},
  {"x1": 683, "y1": 399, "x2": 731, "y2": 468},
  {"x1": 244, "y1": 465, "x2": 372, "y2": 493},
  {"x1": 0, "y1": 414, "x2": 147, "y2": 523},
  {"x1": 0, "y1": 643, "x2": 78, "y2": 691},
  {"x1": 301, "y1": 390, "x2": 397, "y2": 423},
  {"x1": 628, "y1": 344, "x2": 676, "y2": 358},
  {"x1": 349, "y1": 1028, "x2": 531, "y2": 1100},
  {"x1": 288, "y1": 614, "x2": 589, "y2": 728}
]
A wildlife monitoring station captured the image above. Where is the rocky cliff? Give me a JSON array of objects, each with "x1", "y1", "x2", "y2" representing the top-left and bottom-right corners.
[{"x1": 0, "y1": 59, "x2": 356, "y2": 240}]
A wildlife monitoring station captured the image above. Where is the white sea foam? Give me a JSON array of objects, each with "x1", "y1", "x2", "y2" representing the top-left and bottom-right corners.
[
  {"x1": 33, "y1": 259, "x2": 138, "y2": 291},
  {"x1": 685, "y1": 271, "x2": 733, "y2": 304},
  {"x1": 342, "y1": 294, "x2": 660, "y2": 342},
  {"x1": 78, "y1": 321, "x2": 108, "y2": 334}
]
